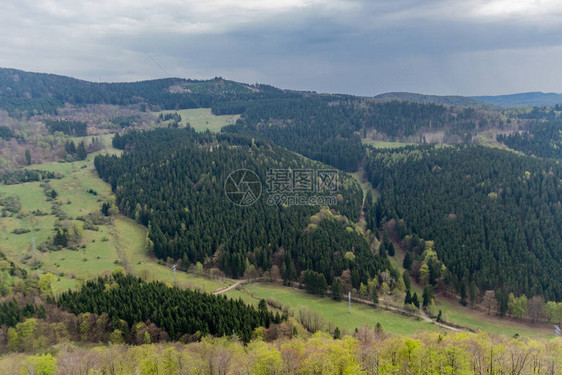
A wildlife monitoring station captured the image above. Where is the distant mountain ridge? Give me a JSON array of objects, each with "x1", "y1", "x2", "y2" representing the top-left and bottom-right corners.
[
  {"x1": 472, "y1": 92, "x2": 562, "y2": 107},
  {"x1": 374, "y1": 92, "x2": 496, "y2": 110}
]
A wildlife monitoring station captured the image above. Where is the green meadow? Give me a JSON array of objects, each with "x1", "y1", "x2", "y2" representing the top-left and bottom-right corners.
[
  {"x1": 0, "y1": 139, "x2": 230, "y2": 294},
  {"x1": 243, "y1": 283, "x2": 441, "y2": 336},
  {"x1": 156, "y1": 108, "x2": 239, "y2": 132}
]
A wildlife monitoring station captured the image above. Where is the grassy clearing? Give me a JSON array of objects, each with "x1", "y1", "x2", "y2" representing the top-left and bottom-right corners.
[
  {"x1": 245, "y1": 283, "x2": 441, "y2": 336},
  {"x1": 349, "y1": 171, "x2": 380, "y2": 201},
  {"x1": 224, "y1": 288, "x2": 258, "y2": 306},
  {"x1": 434, "y1": 298, "x2": 552, "y2": 339},
  {"x1": 1, "y1": 143, "x2": 230, "y2": 294},
  {"x1": 362, "y1": 139, "x2": 412, "y2": 148},
  {"x1": 116, "y1": 216, "x2": 229, "y2": 293},
  {"x1": 155, "y1": 108, "x2": 239, "y2": 132}
]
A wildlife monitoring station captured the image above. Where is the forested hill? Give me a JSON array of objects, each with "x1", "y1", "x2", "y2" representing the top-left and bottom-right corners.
[
  {"x1": 365, "y1": 145, "x2": 562, "y2": 302},
  {"x1": 473, "y1": 92, "x2": 562, "y2": 107},
  {"x1": 222, "y1": 98, "x2": 499, "y2": 171},
  {"x1": 95, "y1": 128, "x2": 389, "y2": 286},
  {"x1": 1, "y1": 68, "x2": 506, "y2": 172},
  {"x1": 375, "y1": 92, "x2": 496, "y2": 110}
]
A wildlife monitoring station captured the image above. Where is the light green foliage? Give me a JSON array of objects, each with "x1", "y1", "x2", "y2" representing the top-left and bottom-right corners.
[
  {"x1": 0, "y1": 269, "x2": 14, "y2": 296},
  {"x1": 301, "y1": 333, "x2": 361, "y2": 375},
  {"x1": 7, "y1": 327, "x2": 19, "y2": 351},
  {"x1": 0, "y1": 331, "x2": 559, "y2": 374},
  {"x1": 343, "y1": 251, "x2": 355, "y2": 262},
  {"x1": 18, "y1": 318, "x2": 39, "y2": 351},
  {"x1": 359, "y1": 283, "x2": 368, "y2": 297},
  {"x1": 508, "y1": 293, "x2": 528, "y2": 319},
  {"x1": 109, "y1": 329, "x2": 125, "y2": 344},
  {"x1": 381, "y1": 282, "x2": 390, "y2": 295},
  {"x1": 25, "y1": 354, "x2": 57, "y2": 375},
  {"x1": 249, "y1": 341, "x2": 283, "y2": 375},
  {"x1": 419, "y1": 263, "x2": 430, "y2": 285},
  {"x1": 38, "y1": 272, "x2": 56, "y2": 295},
  {"x1": 194, "y1": 262, "x2": 204, "y2": 277}
]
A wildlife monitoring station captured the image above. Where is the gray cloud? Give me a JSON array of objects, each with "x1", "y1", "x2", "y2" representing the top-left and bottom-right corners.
[{"x1": 0, "y1": 0, "x2": 561, "y2": 95}]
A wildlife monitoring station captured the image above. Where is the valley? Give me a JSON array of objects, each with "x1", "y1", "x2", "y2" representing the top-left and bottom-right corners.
[{"x1": 0, "y1": 68, "x2": 561, "y2": 373}]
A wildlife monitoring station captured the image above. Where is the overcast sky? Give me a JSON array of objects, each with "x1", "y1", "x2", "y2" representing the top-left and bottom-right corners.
[{"x1": 1, "y1": 0, "x2": 561, "y2": 96}]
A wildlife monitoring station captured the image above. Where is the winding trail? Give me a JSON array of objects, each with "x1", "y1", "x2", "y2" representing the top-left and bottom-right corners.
[{"x1": 213, "y1": 280, "x2": 246, "y2": 295}]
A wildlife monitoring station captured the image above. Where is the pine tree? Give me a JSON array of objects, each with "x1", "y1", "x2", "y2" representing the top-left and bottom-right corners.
[
  {"x1": 422, "y1": 285, "x2": 434, "y2": 307},
  {"x1": 331, "y1": 277, "x2": 343, "y2": 301},
  {"x1": 25, "y1": 149, "x2": 31, "y2": 165},
  {"x1": 77, "y1": 141, "x2": 87, "y2": 160},
  {"x1": 404, "y1": 289, "x2": 412, "y2": 305},
  {"x1": 333, "y1": 327, "x2": 341, "y2": 339},
  {"x1": 403, "y1": 270, "x2": 411, "y2": 290},
  {"x1": 412, "y1": 292, "x2": 420, "y2": 308},
  {"x1": 403, "y1": 252, "x2": 413, "y2": 270}
]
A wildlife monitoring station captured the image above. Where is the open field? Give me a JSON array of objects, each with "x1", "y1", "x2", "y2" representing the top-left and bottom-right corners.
[
  {"x1": 362, "y1": 139, "x2": 413, "y2": 148},
  {"x1": 115, "y1": 216, "x2": 230, "y2": 293},
  {"x1": 156, "y1": 108, "x2": 239, "y2": 132},
  {"x1": 0, "y1": 139, "x2": 231, "y2": 293},
  {"x1": 244, "y1": 283, "x2": 442, "y2": 336},
  {"x1": 224, "y1": 288, "x2": 259, "y2": 306},
  {"x1": 433, "y1": 297, "x2": 553, "y2": 339}
]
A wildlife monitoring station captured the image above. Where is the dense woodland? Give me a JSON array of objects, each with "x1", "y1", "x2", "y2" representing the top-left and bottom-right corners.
[
  {"x1": 220, "y1": 97, "x2": 365, "y2": 171},
  {"x1": 365, "y1": 145, "x2": 562, "y2": 301},
  {"x1": 44, "y1": 120, "x2": 88, "y2": 136},
  {"x1": 95, "y1": 129, "x2": 388, "y2": 286},
  {"x1": 1, "y1": 169, "x2": 62, "y2": 185},
  {"x1": 1, "y1": 327, "x2": 561, "y2": 374},
  {"x1": 222, "y1": 98, "x2": 498, "y2": 170},
  {"x1": 57, "y1": 274, "x2": 280, "y2": 343},
  {"x1": 0, "y1": 126, "x2": 15, "y2": 139},
  {"x1": 497, "y1": 120, "x2": 562, "y2": 159}
]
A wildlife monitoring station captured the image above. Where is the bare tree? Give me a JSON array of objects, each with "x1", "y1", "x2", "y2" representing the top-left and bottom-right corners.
[
  {"x1": 482, "y1": 290, "x2": 497, "y2": 315},
  {"x1": 527, "y1": 295, "x2": 545, "y2": 323}
]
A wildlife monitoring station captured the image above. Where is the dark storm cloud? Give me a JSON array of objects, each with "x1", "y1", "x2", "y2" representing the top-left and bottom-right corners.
[{"x1": 1, "y1": 0, "x2": 561, "y2": 95}]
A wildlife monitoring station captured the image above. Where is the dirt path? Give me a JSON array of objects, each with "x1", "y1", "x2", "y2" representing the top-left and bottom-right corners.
[
  {"x1": 355, "y1": 158, "x2": 368, "y2": 229},
  {"x1": 213, "y1": 280, "x2": 246, "y2": 295},
  {"x1": 107, "y1": 218, "x2": 132, "y2": 274},
  {"x1": 419, "y1": 309, "x2": 464, "y2": 332}
]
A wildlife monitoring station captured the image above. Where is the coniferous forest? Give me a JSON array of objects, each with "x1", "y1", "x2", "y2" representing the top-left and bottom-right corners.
[
  {"x1": 365, "y1": 145, "x2": 562, "y2": 301},
  {"x1": 57, "y1": 273, "x2": 280, "y2": 343},
  {"x1": 497, "y1": 119, "x2": 562, "y2": 158},
  {"x1": 95, "y1": 128, "x2": 388, "y2": 286},
  {"x1": 222, "y1": 97, "x2": 492, "y2": 171}
]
